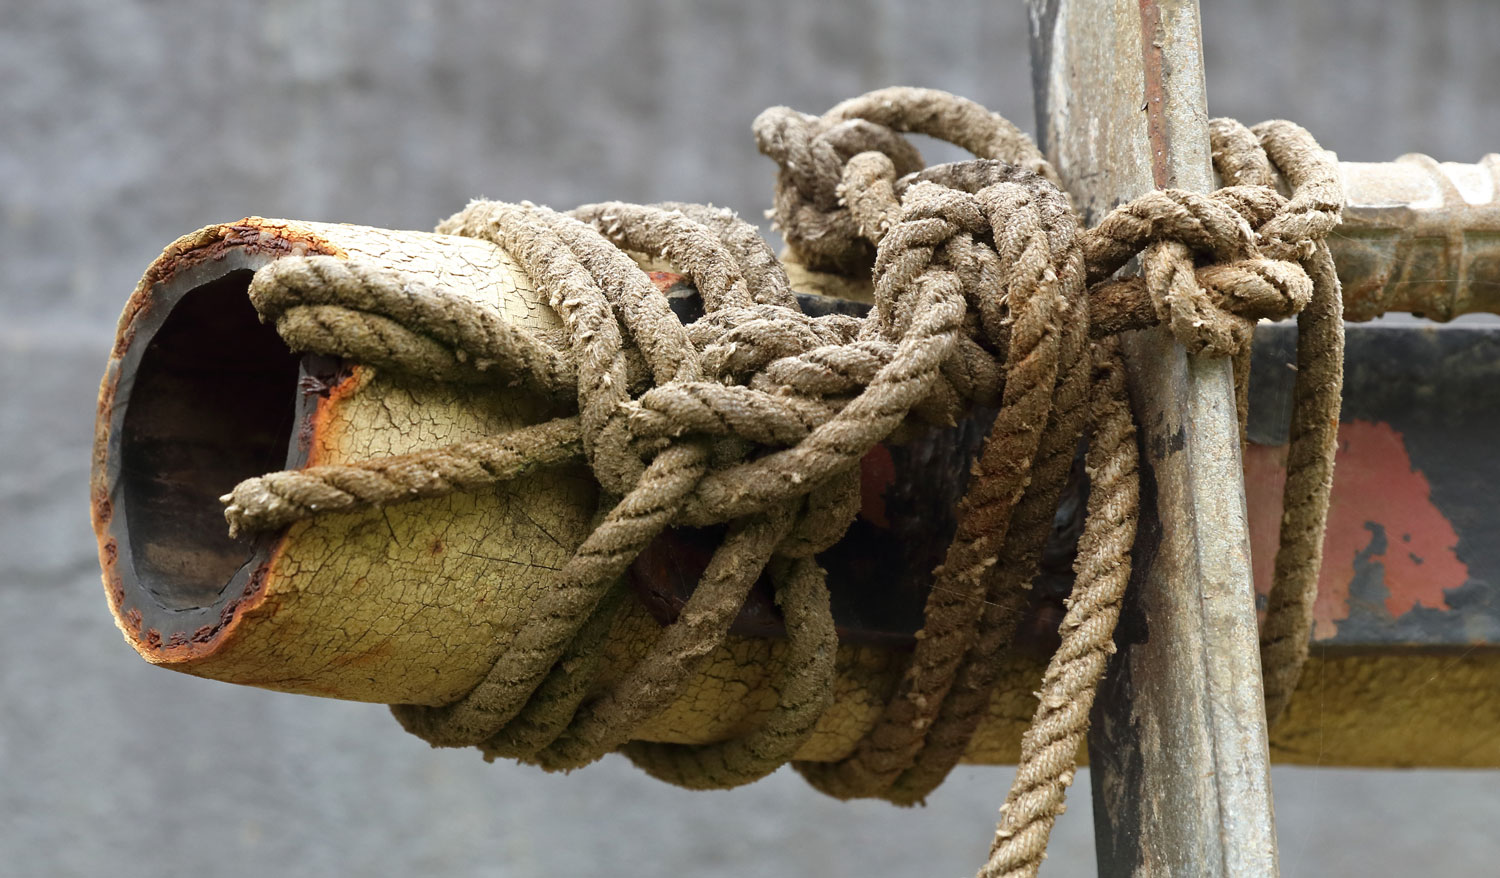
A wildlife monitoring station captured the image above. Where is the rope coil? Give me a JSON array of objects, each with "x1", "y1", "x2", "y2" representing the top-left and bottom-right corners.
[{"x1": 221, "y1": 87, "x2": 1343, "y2": 877}]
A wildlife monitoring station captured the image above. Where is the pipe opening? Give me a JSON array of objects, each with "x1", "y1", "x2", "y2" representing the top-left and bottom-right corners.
[{"x1": 118, "y1": 270, "x2": 300, "y2": 612}]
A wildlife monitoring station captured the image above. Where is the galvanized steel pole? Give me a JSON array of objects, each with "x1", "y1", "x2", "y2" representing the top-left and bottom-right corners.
[{"x1": 1028, "y1": 1, "x2": 1281, "y2": 874}]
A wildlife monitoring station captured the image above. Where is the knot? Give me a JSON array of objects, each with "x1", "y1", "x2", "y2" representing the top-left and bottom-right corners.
[
  {"x1": 1080, "y1": 188, "x2": 1286, "y2": 356},
  {"x1": 755, "y1": 87, "x2": 1058, "y2": 275},
  {"x1": 223, "y1": 103, "x2": 1088, "y2": 790},
  {"x1": 753, "y1": 107, "x2": 926, "y2": 275},
  {"x1": 1076, "y1": 115, "x2": 1343, "y2": 357},
  {"x1": 756, "y1": 91, "x2": 1340, "y2": 360},
  {"x1": 213, "y1": 90, "x2": 1344, "y2": 878}
]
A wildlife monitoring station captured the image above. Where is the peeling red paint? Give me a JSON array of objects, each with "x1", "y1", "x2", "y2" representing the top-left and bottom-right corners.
[
  {"x1": 1245, "y1": 419, "x2": 1468, "y2": 640},
  {"x1": 646, "y1": 270, "x2": 686, "y2": 292}
]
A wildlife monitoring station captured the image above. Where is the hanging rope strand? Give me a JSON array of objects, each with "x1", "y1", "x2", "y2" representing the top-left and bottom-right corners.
[{"x1": 981, "y1": 336, "x2": 1139, "y2": 878}]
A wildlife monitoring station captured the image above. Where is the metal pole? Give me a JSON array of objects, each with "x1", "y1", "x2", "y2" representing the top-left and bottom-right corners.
[{"x1": 1028, "y1": 1, "x2": 1280, "y2": 874}]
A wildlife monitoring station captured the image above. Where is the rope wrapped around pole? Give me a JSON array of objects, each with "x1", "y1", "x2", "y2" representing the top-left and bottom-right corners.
[{"x1": 221, "y1": 87, "x2": 1343, "y2": 878}]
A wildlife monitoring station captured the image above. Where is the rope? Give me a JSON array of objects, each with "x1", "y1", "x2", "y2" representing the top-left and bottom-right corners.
[
  {"x1": 982, "y1": 336, "x2": 1137, "y2": 878},
  {"x1": 222, "y1": 88, "x2": 1343, "y2": 877}
]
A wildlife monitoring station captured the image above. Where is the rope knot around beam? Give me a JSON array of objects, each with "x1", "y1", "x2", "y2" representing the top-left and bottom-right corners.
[
  {"x1": 757, "y1": 87, "x2": 1335, "y2": 360},
  {"x1": 220, "y1": 88, "x2": 1344, "y2": 878}
]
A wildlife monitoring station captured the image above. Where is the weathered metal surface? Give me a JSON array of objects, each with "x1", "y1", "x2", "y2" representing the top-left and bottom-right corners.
[
  {"x1": 94, "y1": 213, "x2": 1500, "y2": 773},
  {"x1": 87, "y1": 217, "x2": 1063, "y2": 763},
  {"x1": 93, "y1": 218, "x2": 594, "y2": 688},
  {"x1": 1331, "y1": 154, "x2": 1500, "y2": 321},
  {"x1": 1248, "y1": 323, "x2": 1500, "y2": 769},
  {"x1": 107, "y1": 179, "x2": 1498, "y2": 667},
  {"x1": 1031, "y1": 1, "x2": 1280, "y2": 875},
  {"x1": 1246, "y1": 323, "x2": 1500, "y2": 648},
  {"x1": 1268, "y1": 651, "x2": 1500, "y2": 768}
]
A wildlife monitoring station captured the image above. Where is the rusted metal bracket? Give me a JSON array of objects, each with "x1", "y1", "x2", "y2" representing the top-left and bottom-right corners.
[
  {"x1": 1333, "y1": 155, "x2": 1500, "y2": 321},
  {"x1": 1030, "y1": 1, "x2": 1280, "y2": 875}
]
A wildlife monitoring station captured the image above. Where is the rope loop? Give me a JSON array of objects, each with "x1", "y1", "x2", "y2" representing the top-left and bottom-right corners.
[{"x1": 754, "y1": 87, "x2": 1059, "y2": 275}]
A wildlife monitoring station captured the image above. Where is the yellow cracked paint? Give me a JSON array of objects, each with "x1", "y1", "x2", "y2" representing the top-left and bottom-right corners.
[{"x1": 107, "y1": 219, "x2": 1499, "y2": 768}]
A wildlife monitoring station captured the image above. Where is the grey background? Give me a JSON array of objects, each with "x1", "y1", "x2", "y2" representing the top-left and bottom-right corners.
[{"x1": 3, "y1": 1, "x2": 1498, "y2": 875}]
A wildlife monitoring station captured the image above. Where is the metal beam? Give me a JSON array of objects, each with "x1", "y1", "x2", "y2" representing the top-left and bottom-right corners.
[{"x1": 1028, "y1": 1, "x2": 1280, "y2": 875}]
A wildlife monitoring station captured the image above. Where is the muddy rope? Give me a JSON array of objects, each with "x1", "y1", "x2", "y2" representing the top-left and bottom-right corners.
[{"x1": 221, "y1": 87, "x2": 1342, "y2": 877}]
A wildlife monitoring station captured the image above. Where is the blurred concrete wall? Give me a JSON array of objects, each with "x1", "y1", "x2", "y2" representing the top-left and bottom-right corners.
[{"x1": 3, "y1": 2, "x2": 1498, "y2": 875}]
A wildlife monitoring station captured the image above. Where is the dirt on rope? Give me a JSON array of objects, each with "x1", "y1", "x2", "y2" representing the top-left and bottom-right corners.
[{"x1": 221, "y1": 87, "x2": 1344, "y2": 877}]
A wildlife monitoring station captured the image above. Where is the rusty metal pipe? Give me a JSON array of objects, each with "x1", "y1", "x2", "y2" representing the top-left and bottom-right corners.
[
  {"x1": 1329, "y1": 154, "x2": 1500, "y2": 321},
  {"x1": 91, "y1": 218, "x2": 1045, "y2": 764},
  {"x1": 92, "y1": 151, "x2": 1500, "y2": 766}
]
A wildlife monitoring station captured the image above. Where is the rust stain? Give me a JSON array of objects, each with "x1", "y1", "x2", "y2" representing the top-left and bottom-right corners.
[
  {"x1": 646, "y1": 270, "x2": 687, "y2": 293},
  {"x1": 110, "y1": 218, "x2": 347, "y2": 359},
  {"x1": 1245, "y1": 419, "x2": 1467, "y2": 640},
  {"x1": 1137, "y1": 0, "x2": 1170, "y2": 189},
  {"x1": 92, "y1": 217, "x2": 347, "y2": 663},
  {"x1": 93, "y1": 493, "x2": 112, "y2": 528},
  {"x1": 302, "y1": 365, "x2": 368, "y2": 467}
]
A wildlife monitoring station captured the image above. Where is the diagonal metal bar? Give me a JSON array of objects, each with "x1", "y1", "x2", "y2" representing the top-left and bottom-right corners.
[{"x1": 1028, "y1": 1, "x2": 1280, "y2": 875}]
